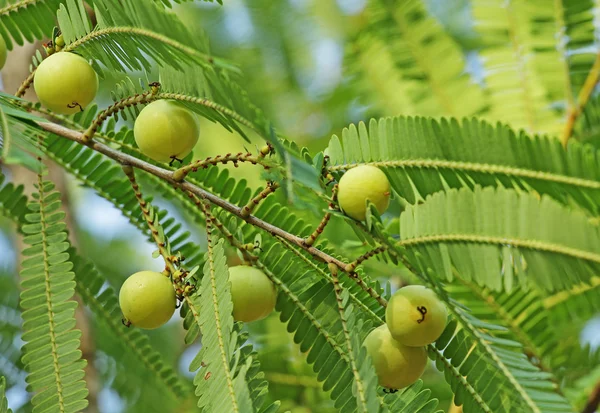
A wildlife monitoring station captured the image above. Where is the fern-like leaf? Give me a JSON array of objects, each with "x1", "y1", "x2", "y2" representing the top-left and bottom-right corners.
[
  {"x1": 431, "y1": 312, "x2": 573, "y2": 413},
  {"x1": 398, "y1": 185, "x2": 600, "y2": 292},
  {"x1": 351, "y1": 0, "x2": 486, "y2": 118},
  {"x1": 189, "y1": 235, "x2": 253, "y2": 412},
  {"x1": 0, "y1": 0, "x2": 61, "y2": 48},
  {"x1": 0, "y1": 376, "x2": 11, "y2": 413},
  {"x1": 325, "y1": 116, "x2": 600, "y2": 215},
  {"x1": 0, "y1": 170, "x2": 27, "y2": 224},
  {"x1": 19, "y1": 178, "x2": 88, "y2": 413},
  {"x1": 55, "y1": 0, "x2": 232, "y2": 77},
  {"x1": 471, "y1": 0, "x2": 562, "y2": 135}
]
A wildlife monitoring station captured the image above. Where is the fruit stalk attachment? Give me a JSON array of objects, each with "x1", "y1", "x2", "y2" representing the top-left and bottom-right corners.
[
  {"x1": 172, "y1": 151, "x2": 272, "y2": 182},
  {"x1": 82, "y1": 82, "x2": 161, "y2": 143},
  {"x1": 345, "y1": 245, "x2": 388, "y2": 273},
  {"x1": 304, "y1": 183, "x2": 338, "y2": 247},
  {"x1": 240, "y1": 181, "x2": 279, "y2": 218}
]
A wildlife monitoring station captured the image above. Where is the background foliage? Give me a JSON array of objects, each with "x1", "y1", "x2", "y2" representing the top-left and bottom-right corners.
[{"x1": 0, "y1": 0, "x2": 599, "y2": 412}]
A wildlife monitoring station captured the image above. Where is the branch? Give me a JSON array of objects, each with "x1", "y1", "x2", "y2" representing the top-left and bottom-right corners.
[
  {"x1": 561, "y1": 52, "x2": 600, "y2": 146},
  {"x1": 36, "y1": 121, "x2": 354, "y2": 275}
]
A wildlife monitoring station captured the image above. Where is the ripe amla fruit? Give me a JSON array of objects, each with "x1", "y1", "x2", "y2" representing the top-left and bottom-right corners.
[
  {"x1": 0, "y1": 35, "x2": 7, "y2": 69},
  {"x1": 119, "y1": 270, "x2": 176, "y2": 329},
  {"x1": 229, "y1": 265, "x2": 277, "y2": 322},
  {"x1": 364, "y1": 325, "x2": 428, "y2": 390},
  {"x1": 386, "y1": 285, "x2": 448, "y2": 347},
  {"x1": 33, "y1": 52, "x2": 98, "y2": 114},
  {"x1": 337, "y1": 165, "x2": 391, "y2": 221},
  {"x1": 133, "y1": 99, "x2": 200, "y2": 163}
]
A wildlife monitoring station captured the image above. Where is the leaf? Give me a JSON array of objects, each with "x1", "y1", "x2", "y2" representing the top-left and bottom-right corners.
[
  {"x1": 325, "y1": 116, "x2": 600, "y2": 215},
  {"x1": 190, "y1": 235, "x2": 253, "y2": 412},
  {"x1": 0, "y1": 0, "x2": 62, "y2": 49},
  {"x1": 0, "y1": 375, "x2": 12, "y2": 413},
  {"x1": 399, "y1": 185, "x2": 600, "y2": 292},
  {"x1": 19, "y1": 178, "x2": 88, "y2": 413},
  {"x1": 55, "y1": 0, "x2": 234, "y2": 78},
  {"x1": 350, "y1": 0, "x2": 486, "y2": 118}
]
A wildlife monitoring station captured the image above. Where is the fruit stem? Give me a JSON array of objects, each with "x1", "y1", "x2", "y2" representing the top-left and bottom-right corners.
[
  {"x1": 304, "y1": 183, "x2": 338, "y2": 246},
  {"x1": 122, "y1": 165, "x2": 195, "y2": 300},
  {"x1": 303, "y1": 212, "x2": 331, "y2": 247},
  {"x1": 172, "y1": 152, "x2": 272, "y2": 182},
  {"x1": 240, "y1": 181, "x2": 279, "y2": 218},
  {"x1": 345, "y1": 245, "x2": 388, "y2": 273},
  {"x1": 82, "y1": 84, "x2": 161, "y2": 143},
  {"x1": 16, "y1": 70, "x2": 35, "y2": 98}
]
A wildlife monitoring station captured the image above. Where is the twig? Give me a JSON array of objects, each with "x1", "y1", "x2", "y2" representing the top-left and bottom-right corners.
[
  {"x1": 83, "y1": 84, "x2": 160, "y2": 142},
  {"x1": 173, "y1": 152, "x2": 272, "y2": 182},
  {"x1": 304, "y1": 212, "x2": 331, "y2": 247},
  {"x1": 561, "y1": 52, "x2": 600, "y2": 146},
  {"x1": 345, "y1": 245, "x2": 387, "y2": 273},
  {"x1": 15, "y1": 71, "x2": 35, "y2": 98},
  {"x1": 240, "y1": 181, "x2": 279, "y2": 218}
]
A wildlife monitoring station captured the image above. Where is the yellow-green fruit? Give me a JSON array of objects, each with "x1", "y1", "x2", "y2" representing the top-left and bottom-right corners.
[
  {"x1": 133, "y1": 100, "x2": 200, "y2": 162},
  {"x1": 229, "y1": 265, "x2": 277, "y2": 322},
  {"x1": 364, "y1": 325, "x2": 428, "y2": 390},
  {"x1": 33, "y1": 52, "x2": 98, "y2": 114},
  {"x1": 0, "y1": 36, "x2": 7, "y2": 69},
  {"x1": 337, "y1": 165, "x2": 391, "y2": 221},
  {"x1": 386, "y1": 285, "x2": 448, "y2": 347},
  {"x1": 119, "y1": 270, "x2": 176, "y2": 329}
]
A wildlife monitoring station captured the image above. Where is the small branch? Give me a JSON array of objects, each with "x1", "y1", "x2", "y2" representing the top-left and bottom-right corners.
[
  {"x1": 16, "y1": 71, "x2": 35, "y2": 98},
  {"x1": 240, "y1": 181, "x2": 279, "y2": 218},
  {"x1": 122, "y1": 165, "x2": 175, "y2": 273},
  {"x1": 345, "y1": 245, "x2": 387, "y2": 273},
  {"x1": 304, "y1": 212, "x2": 331, "y2": 247},
  {"x1": 173, "y1": 152, "x2": 272, "y2": 182},
  {"x1": 582, "y1": 381, "x2": 600, "y2": 413},
  {"x1": 561, "y1": 52, "x2": 600, "y2": 146},
  {"x1": 83, "y1": 83, "x2": 161, "y2": 142},
  {"x1": 304, "y1": 183, "x2": 338, "y2": 246}
]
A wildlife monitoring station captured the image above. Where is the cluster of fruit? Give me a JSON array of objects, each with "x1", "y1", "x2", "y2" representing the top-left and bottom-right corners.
[
  {"x1": 32, "y1": 51, "x2": 199, "y2": 164},
  {"x1": 365, "y1": 286, "x2": 448, "y2": 391},
  {"x1": 119, "y1": 266, "x2": 277, "y2": 329},
  {"x1": 28, "y1": 48, "x2": 447, "y2": 393}
]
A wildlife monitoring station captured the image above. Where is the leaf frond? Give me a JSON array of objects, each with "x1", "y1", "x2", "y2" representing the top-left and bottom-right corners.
[
  {"x1": 19, "y1": 177, "x2": 88, "y2": 413},
  {"x1": 325, "y1": 116, "x2": 600, "y2": 215}
]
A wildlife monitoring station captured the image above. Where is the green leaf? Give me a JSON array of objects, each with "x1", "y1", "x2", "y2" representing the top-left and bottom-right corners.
[
  {"x1": 0, "y1": 376, "x2": 12, "y2": 413},
  {"x1": 190, "y1": 236, "x2": 253, "y2": 412},
  {"x1": 0, "y1": 0, "x2": 62, "y2": 49},
  {"x1": 350, "y1": 0, "x2": 486, "y2": 118},
  {"x1": 399, "y1": 185, "x2": 600, "y2": 292},
  {"x1": 325, "y1": 116, "x2": 600, "y2": 215},
  {"x1": 19, "y1": 177, "x2": 88, "y2": 413}
]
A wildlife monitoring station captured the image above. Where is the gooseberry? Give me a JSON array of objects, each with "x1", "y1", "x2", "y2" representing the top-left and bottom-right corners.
[
  {"x1": 0, "y1": 36, "x2": 7, "y2": 69},
  {"x1": 385, "y1": 285, "x2": 448, "y2": 347},
  {"x1": 119, "y1": 270, "x2": 176, "y2": 329},
  {"x1": 337, "y1": 165, "x2": 391, "y2": 221},
  {"x1": 33, "y1": 52, "x2": 98, "y2": 115},
  {"x1": 363, "y1": 325, "x2": 428, "y2": 390},
  {"x1": 133, "y1": 99, "x2": 200, "y2": 163},
  {"x1": 229, "y1": 265, "x2": 277, "y2": 322}
]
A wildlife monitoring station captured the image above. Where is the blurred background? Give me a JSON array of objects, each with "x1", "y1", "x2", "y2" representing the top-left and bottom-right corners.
[{"x1": 0, "y1": 1, "x2": 598, "y2": 412}]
